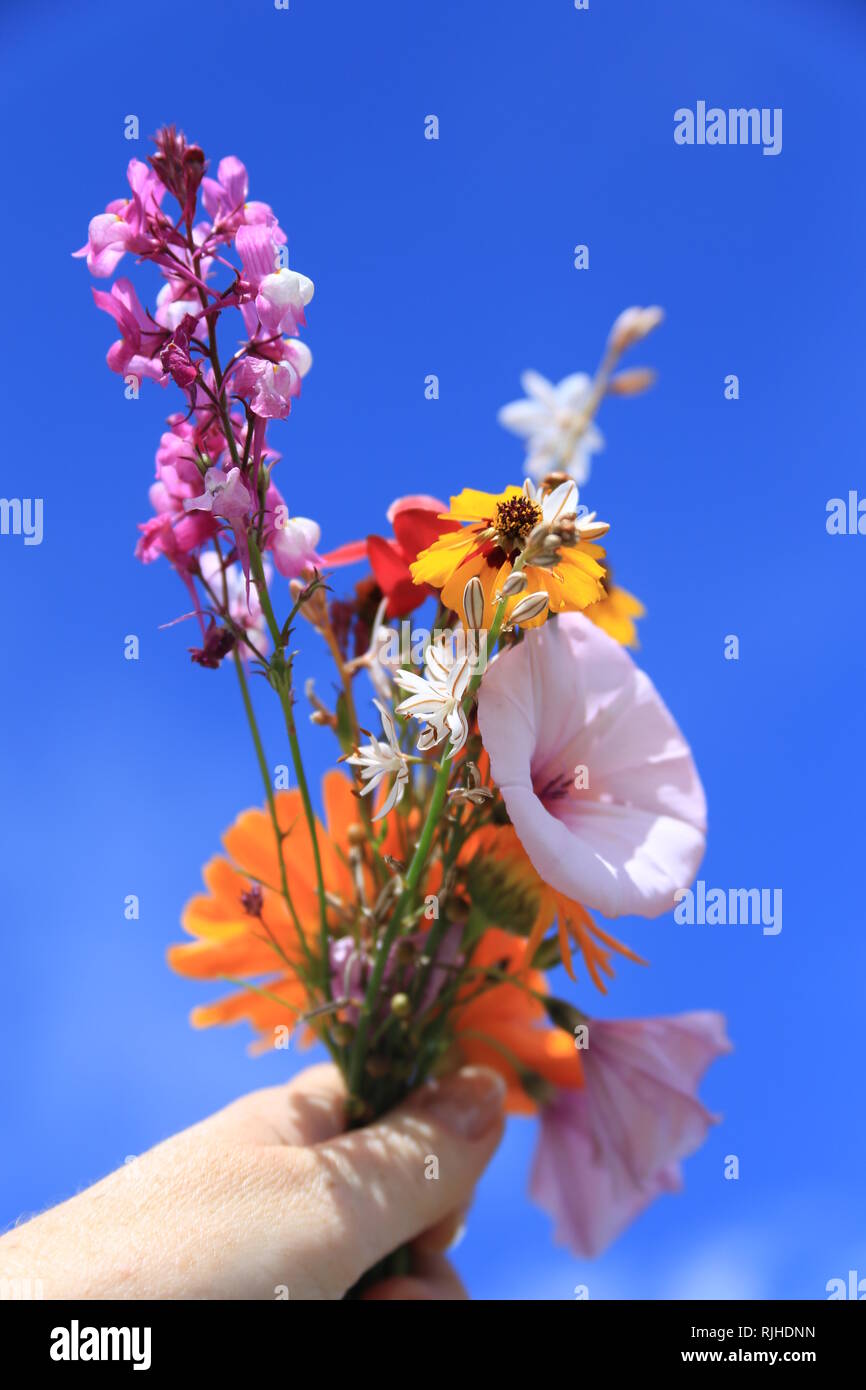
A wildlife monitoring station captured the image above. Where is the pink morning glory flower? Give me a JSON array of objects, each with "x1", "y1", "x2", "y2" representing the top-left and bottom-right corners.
[
  {"x1": 477, "y1": 611, "x2": 706, "y2": 919},
  {"x1": 530, "y1": 1011, "x2": 731, "y2": 1256}
]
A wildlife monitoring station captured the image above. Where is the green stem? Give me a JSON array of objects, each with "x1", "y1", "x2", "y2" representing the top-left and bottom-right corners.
[
  {"x1": 347, "y1": 601, "x2": 509, "y2": 1098},
  {"x1": 248, "y1": 534, "x2": 332, "y2": 999},
  {"x1": 232, "y1": 649, "x2": 315, "y2": 974},
  {"x1": 274, "y1": 674, "x2": 332, "y2": 998}
]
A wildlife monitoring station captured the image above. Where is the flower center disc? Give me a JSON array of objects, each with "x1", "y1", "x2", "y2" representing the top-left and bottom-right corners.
[{"x1": 494, "y1": 496, "x2": 541, "y2": 545}]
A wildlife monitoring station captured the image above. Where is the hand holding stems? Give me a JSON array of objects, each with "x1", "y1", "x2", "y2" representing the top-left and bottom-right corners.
[{"x1": 0, "y1": 1064, "x2": 505, "y2": 1301}]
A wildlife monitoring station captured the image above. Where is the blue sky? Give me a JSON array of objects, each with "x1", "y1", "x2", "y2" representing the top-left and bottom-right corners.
[{"x1": 1, "y1": 0, "x2": 865, "y2": 1299}]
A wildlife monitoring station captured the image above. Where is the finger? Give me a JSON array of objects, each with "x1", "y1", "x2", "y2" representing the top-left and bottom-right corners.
[
  {"x1": 198, "y1": 1063, "x2": 348, "y2": 1147},
  {"x1": 303, "y1": 1066, "x2": 505, "y2": 1292},
  {"x1": 361, "y1": 1252, "x2": 468, "y2": 1301},
  {"x1": 412, "y1": 1207, "x2": 467, "y2": 1255}
]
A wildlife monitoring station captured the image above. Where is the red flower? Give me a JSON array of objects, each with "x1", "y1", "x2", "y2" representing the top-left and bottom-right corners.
[{"x1": 323, "y1": 495, "x2": 460, "y2": 618}]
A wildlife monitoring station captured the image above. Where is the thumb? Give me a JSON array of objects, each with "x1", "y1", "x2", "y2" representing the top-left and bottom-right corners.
[{"x1": 303, "y1": 1066, "x2": 506, "y2": 1295}]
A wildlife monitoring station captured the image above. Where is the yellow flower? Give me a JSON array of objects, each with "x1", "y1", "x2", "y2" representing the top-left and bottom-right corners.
[
  {"x1": 410, "y1": 480, "x2": 608, "y2": 629},
  {"x1": 585, "y1": 579, "x2": 645, "y2": 648}
]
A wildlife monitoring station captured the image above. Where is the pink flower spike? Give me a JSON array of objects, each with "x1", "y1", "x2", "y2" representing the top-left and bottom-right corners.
[
  {"x1": 477, "y1": 612, "x2": 707, "y2": 918},
  {"x1": 530, "y1": 1012, "x2": 731, "y2": 1256}
]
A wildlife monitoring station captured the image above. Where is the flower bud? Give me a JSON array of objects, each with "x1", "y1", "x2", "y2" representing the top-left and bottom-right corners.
[
  {"x1": 291, "y1": 577, "x2": 329, "y2": 629},
  {"x1": 576, "y1": 513, "x2": 610, "y2": 541},
  {"x1": 390, "y1": 992, "x2": 411, "y2": 1018},
  {"x1": 510, "y1": 591, "x2": 550, "y2": 624},
  {"x1": 499, "y1": 570, "x2": 528, "y2": 598},
  {"x1": 607, "y1": 367, "x2": 658, "y2": 397},
  {"x1": 462, "y1": 576, "x2": 485, "y2": 630},
  {"x1": 542, "y1": 996, "x2": 586, "y2": 1033},
  {"x1": 541, "y1": 471, "x2": 573, "y2": 493},
  {"x1": 607, "y1": 305, "x2": 664, "y2": 355}
]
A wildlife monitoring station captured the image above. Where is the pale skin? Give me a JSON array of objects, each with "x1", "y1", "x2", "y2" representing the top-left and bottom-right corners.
[{"x1": 0, "y1": 1064, "x2": 506, "y2": 1301}]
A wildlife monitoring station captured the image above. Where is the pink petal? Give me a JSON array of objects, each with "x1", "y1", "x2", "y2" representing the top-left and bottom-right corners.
[
  {"x1": 530, "y1": 1011, "x2": 730, "y2": 1256},
  {"x1": 477, "y1": 612, "x2": 706, "y2": 918}
]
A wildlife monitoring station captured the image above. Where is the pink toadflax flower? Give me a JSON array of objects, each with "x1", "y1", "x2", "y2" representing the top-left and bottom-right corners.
[
  {"x1": 235, "y1": 225, "x2": 314, "y2": 339},
  {"x1": 184, "y1": 466, "x2": 253, "y2": 579},
  {"x1": 263, "y1": 485, "x2": 323, "y2": 578},
  {"x1": 73, "y1": 158, "x2": 166, "y2": 277},
  {"x1": 530, "y1": 1011, "x2": 731, "y2": 1256},
  {"x1": 477, "y1": 611, "x2": 706, "y2": 919},
  {"x1": 233, "y1": 353, "x2": 305, "y2": 420},
  {"x1": 92, "y1": 278, "x2": 169, "y2": 383},
  {"x1": 201, "y1": 157, "x2": 286, "y2": 244}
]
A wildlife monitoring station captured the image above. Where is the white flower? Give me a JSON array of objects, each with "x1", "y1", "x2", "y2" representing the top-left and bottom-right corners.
[
  {"x1": 498, "y1": 370, "x2": 604, "y2": 484},
  {"x1": 523, "y1": 477, "x2": 609, "y2": 543},
  {"x1": 395, "y1": 639, "x2": 472, "y2": 756},
  {"x1": 346, "y1": 701, "x2": 408, "y2": 819}
]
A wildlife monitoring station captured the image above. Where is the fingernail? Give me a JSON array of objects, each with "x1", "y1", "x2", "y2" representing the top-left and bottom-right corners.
[
  {"x1": 445, "y1": 1218, "x2": 467, "y2": 1252},
  {"x1": 416, "y1": 1065, "x2": 506, "y2": 1140}
]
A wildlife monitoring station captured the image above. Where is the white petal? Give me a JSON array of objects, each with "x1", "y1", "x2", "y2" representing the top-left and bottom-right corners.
[
  {"x1": 520, "y1": 369, "x2": 557, "y2": 406},
  {"x1": 542, "y1": 480, "x2": 578, "y2": 526}
]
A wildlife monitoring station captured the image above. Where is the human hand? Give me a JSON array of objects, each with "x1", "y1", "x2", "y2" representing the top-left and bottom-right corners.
[{"x1": 0, "y1": 1064, "x2": 506, "y2": 1301}]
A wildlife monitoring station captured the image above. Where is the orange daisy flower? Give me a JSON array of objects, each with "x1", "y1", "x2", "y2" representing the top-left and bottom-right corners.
[
  {"x1": 169, "y1": 773, "x2": 368, "y2": 1036},
  {"x1": 168, "y1": 772, "x2": 439, "y2": 1041},
  {"x1": 454, "y1": 928, "x2": 583, "y2": 1114},
  {"x1": 410, "y1": 482, "x2": 608, "y2": 630}
]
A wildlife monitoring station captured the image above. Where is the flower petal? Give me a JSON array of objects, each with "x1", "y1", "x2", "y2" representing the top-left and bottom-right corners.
[{"x1": 477, "y1": 613, "x2": 706, "y2": 917}]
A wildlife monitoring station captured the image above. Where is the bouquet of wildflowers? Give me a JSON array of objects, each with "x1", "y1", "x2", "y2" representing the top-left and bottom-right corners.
[{"x1": 77, "y1": 126, "x2": 730, "y2": 1276}]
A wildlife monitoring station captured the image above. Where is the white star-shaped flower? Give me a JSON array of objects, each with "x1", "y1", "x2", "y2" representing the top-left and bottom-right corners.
[
  {"x1": 346, "y1": 700, "x2": 408, "y2": 818},
  {"x1": 395, "y1": 640, "x2": 472, "y2": 756},
  {"x1": 498, "y1": 370, "x2": 604, "y2": 484}
]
